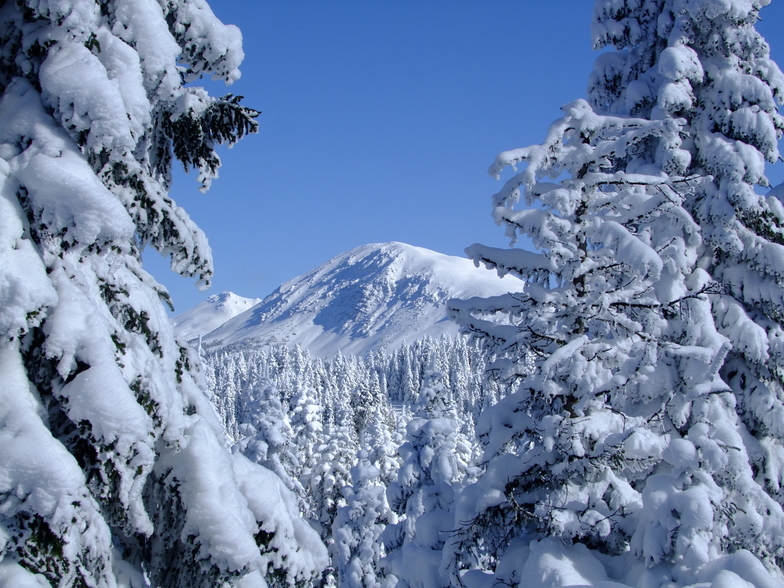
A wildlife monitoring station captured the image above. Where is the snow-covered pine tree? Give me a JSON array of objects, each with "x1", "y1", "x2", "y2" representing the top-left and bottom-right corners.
[
  {"x1": 383, "y1": 371, "x2": 473, "y2": 588},
  {"x1": 290, "y1": 383, "x2": 326, "y2": 486},
  {"x1": 331, "y1": 451, "x2": 397, "y2": 588},
  {"x1": 352, "y1": 371, "x2": 386, "y2": 438},
  {"x1": 393, "y1": 347, "x2": 419, "y2": 404},
  {"x1": 362, "y1": 408, "x2": 400, "y2": 489},
  {"x1": 234, "y1": 377, "x2": 305, "y2": 502},
  {"x1": 304, "y1": 405, "x2": 359, "y2": 588},
  {"x1": 0, "y1": 0, "x2": 327, "y2": 586},
  {"x1": 204, "y1": 348, "x2": 244, "y2": 440},
  {"x1": 449, "y1": 1, "x2": 784, "y2": 586},
  {"x1": 305, "y1": 403, "x2": 359, "y2": 539}
]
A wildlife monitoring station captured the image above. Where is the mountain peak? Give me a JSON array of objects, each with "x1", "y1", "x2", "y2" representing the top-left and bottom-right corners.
[
  {"x1": 203, "y1": 291, "x2": 253, "y2": 307},
  {"x1": 172, "y1": 291, "x2": 262, "y2": 342},
  {"x1": 179, "y1": 242, "x2": 524, "y2": 357}
]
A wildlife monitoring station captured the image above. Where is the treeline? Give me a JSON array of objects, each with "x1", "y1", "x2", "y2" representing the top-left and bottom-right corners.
[{"x1": 202, "y1": 336, "x2": 504, "y2": 443}]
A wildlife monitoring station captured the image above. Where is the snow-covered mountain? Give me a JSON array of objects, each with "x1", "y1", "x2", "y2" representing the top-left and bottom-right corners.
[
  {"x1": 185, "y1": 242, "x2": 524, "y2": 357},
  {"x1": 172, "y1": 291, "x2": 262, "y2": 341}
]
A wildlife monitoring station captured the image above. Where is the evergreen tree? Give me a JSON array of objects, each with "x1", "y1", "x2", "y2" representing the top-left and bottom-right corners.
[
  {"x1": 362, "y1": 408, "x2": 401, "y2": 488},
  {"x1": 290, "y1": 383, "x2": 326, "y2": 486},
  {"x1": 398, "y1": 349, "x2": 419, "y2": 404},
  {"x1": 331, "y1": 451, "x2": 397, "y2": 588},
  {"x1": 204, "y1": 349, "x2": 243, "y2": 440},
  {"x1": 305, "y1": 405, "x2": 359, "y2": 540},
  {"x1": 0, "y1": 0, "x2": 326, "y2": 585},
  {"x1": 304, "y1": 407, "x2": 359, "y2": 588},
  {"x1": 234, "y1": 377, "x2": 304, "y2": 502},
  {"x1": 384, "y1": 371, "x2": 473, "y2": 588},
  {"x1": 449, "y1": 1, "x2": 784, "y2": 586},
  {"x1": 352, "y1": 372, "x2": 385, "y2": 438}
]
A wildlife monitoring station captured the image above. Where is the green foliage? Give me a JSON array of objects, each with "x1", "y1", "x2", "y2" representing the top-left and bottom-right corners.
[
  {"x1": 11, "y1": 514, "x2": 76, "y2": 587},
  {"x1": 158, "y1": 93, "x2": 259, "y2": 190}
]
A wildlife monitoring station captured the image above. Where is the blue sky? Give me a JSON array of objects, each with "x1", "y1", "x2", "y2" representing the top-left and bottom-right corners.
[{"x1": 147, "y1": 1, "x2": 784, "y2": 314}]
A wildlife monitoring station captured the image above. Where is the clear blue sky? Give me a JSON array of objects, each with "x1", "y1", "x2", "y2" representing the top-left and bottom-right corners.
[{"x1": 146, "y1": 1, "x2": 784, "y2": 314}]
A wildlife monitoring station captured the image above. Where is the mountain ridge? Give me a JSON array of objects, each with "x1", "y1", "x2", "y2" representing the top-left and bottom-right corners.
[{"x1": 175, "y1": 242, "x2": 524, "y2": 357}]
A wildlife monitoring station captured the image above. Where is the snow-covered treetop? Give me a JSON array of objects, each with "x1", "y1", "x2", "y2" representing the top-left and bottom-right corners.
[{"x1": 589, "y1": 0, "x2": 783, "y2": 186}]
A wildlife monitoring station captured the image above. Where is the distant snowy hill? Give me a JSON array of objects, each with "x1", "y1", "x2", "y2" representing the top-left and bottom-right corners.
[
  {"x1": 172, "y1": 291, "x2": 262, "y2": 341},
  {"x1": 184, "y1": 242, "x2": 524, "y2": 357}
]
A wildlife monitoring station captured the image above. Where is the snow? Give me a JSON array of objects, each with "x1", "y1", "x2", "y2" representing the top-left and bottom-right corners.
[
  {"x1": 3, "y1": 80, "x2": 135, "y2": 247},
  {"x1": 478, "y1": 537, "x2": 784, "y2": 588},
  {"x1": 172, "y1": 0, "x2": 245, "y2": 83},
  {"x1": 0, "y1": 161, "x2": 58, "y2": 340},
  {"x1": 187, "y1": 242, "x2": 525, "y2": 357},
  {"x1": 4, "y1": 0, "x2": 784, "y2": 584},
  {"x1": 21, "y1": 149, "x2": 134, "y2": 243},
  {"x1": 466, "y1": 243, "x2": 554, "y2": 278},
  {"x1": 232, "y1": 454, "x2": 328, "y2": 582},
  {"x1": 0, "y1": 0, "x2": 314, "y2": 584},
  {"x1": 0, "y1": 342, "x2": 115, "y2": 585},
  {"x1": 0, "y1": 560, "x2": 52, "y2": 588},
  {"x1": 112, "y1": 0, "x2": 182, "y2": 95},
  {"x1": 657, "y1": 45, "x2": 703, "y2": 83},
  {"x1": 160, "y1": 418, "x2": 262, "y2": 572},
  {"x1": 0, "y1": 344, "x2": 87, "y2": 519},
  {"x1": 444, "y1": 1, "x2": 784, "y2": 585},
  {"x1": 172, "y1": 291, "x2": 262, "y2": 341},
  {"x1": 693, "y1": 550, "x2": 784, "y2": 588},
  {"x1": 46, "y1": 268, "x2": 155, "y2": 447},
  {"x1": 40, "y1": 41, "x2": 136, "y2": 154},
  {"x1": 519, "y1": 539, "x2": 612, "y2": 588},
  {"x1": 658, "y1": 80, "x2": 695, "y2": 115}
]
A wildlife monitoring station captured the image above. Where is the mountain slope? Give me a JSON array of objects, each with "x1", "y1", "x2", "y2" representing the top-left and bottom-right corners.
[
  {"x1": 190, "y1": 242, "x2": 524, "y2": 358},
  {"x1": 172, "y1": 291, "x2": 262, "y2": 341}
]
